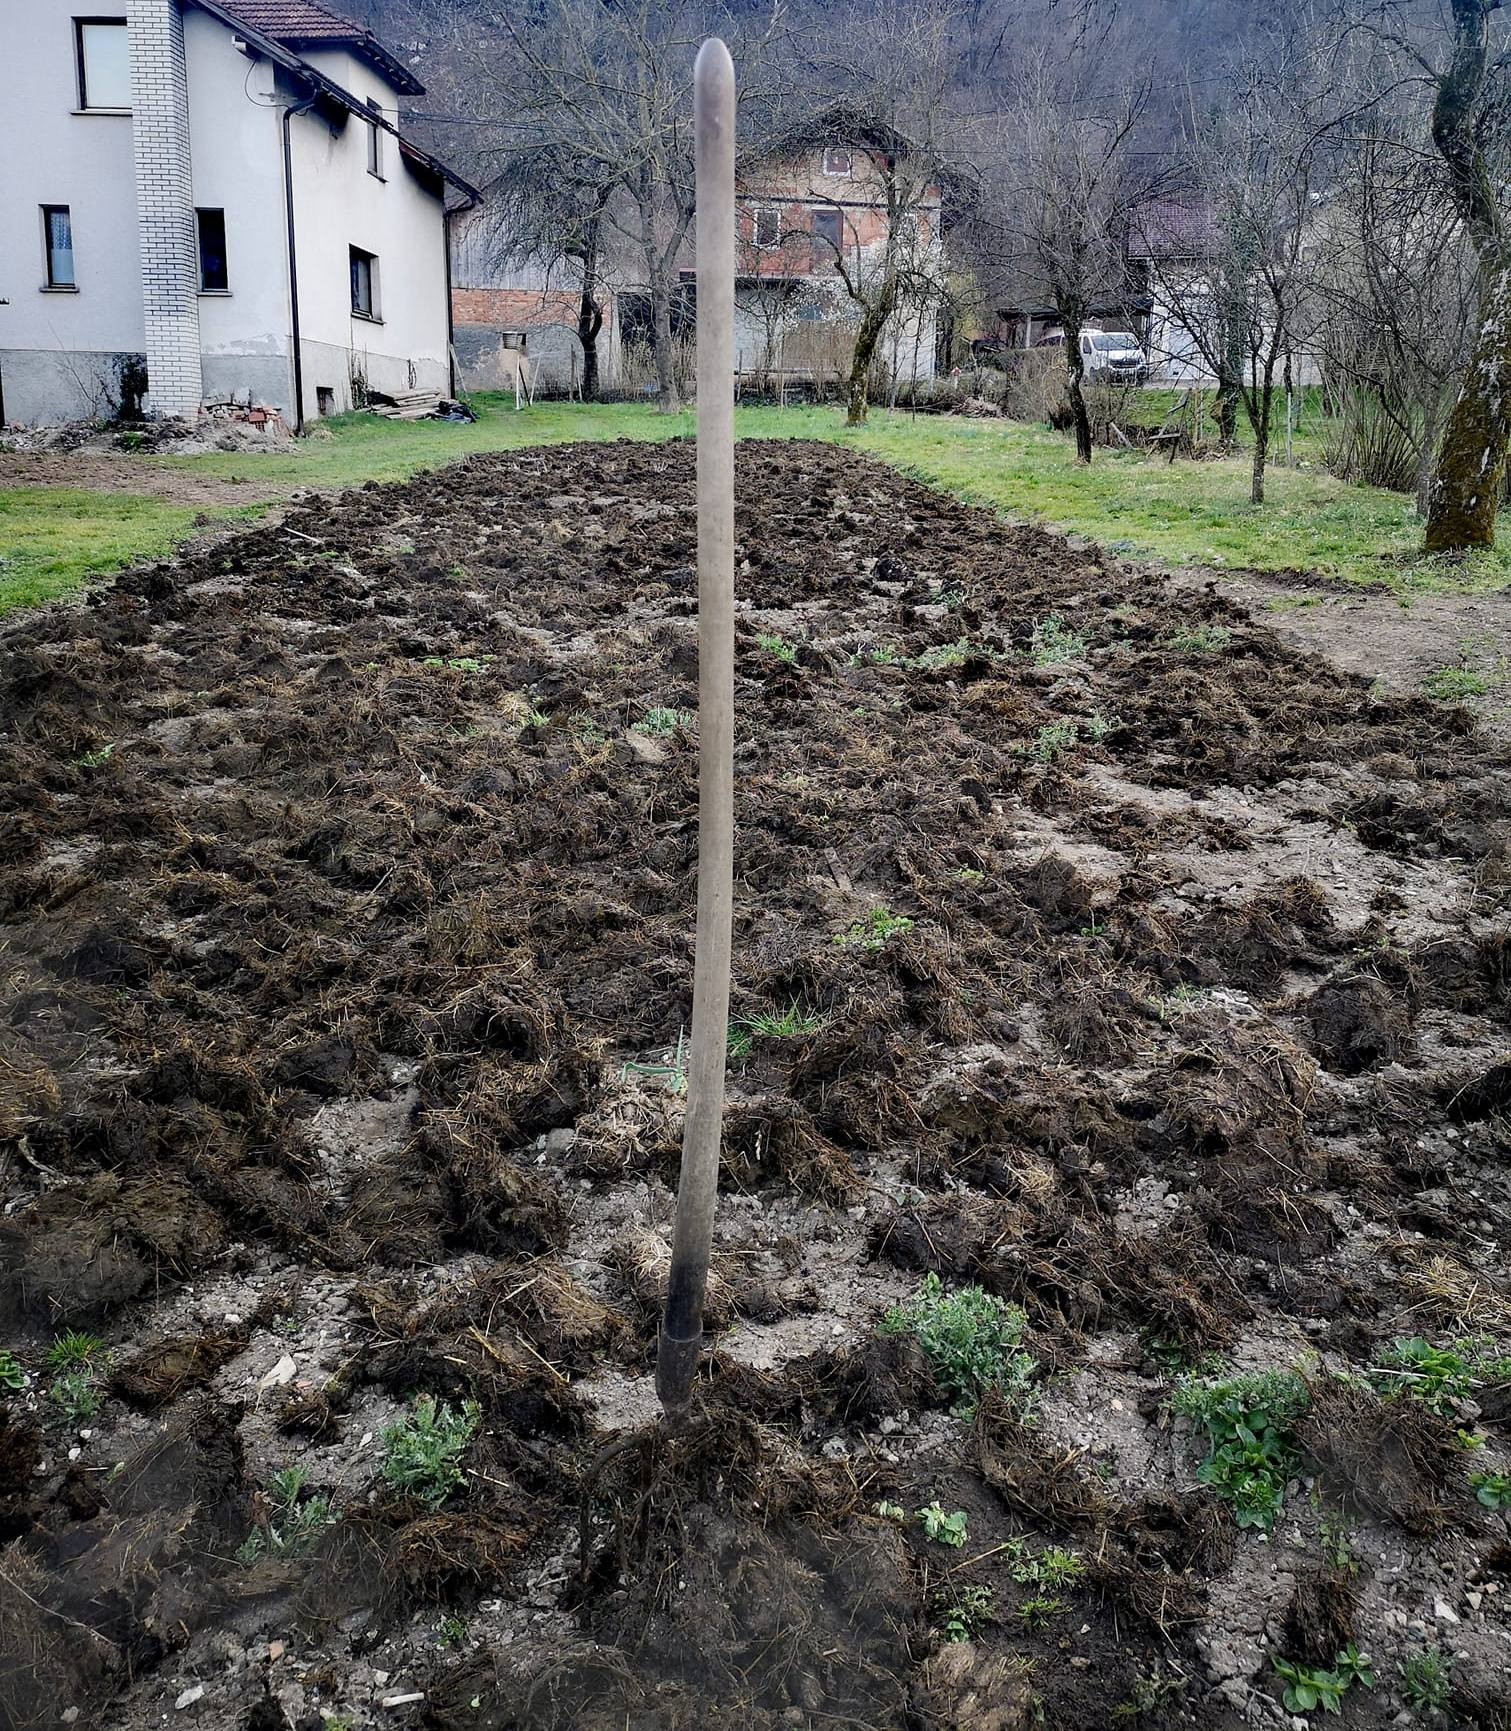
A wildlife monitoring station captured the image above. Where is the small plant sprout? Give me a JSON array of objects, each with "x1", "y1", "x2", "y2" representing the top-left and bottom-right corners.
[
  {"x1": 73, "y1": 743, "x2": 115, "y2": 770},
  {"x1": 1169, "y1": 1367, "x2": 1309, "y2": 1530},
  {"x1": 1016, "y1": 1594, "x2": 1063, "y2": 1630},
  {"x1": 1165, "y1": 623, "x2": 1233, "y2": 654},
  {"x1": 636, "y1": 706, "x2": 694, "y2": 735},
  {"x1": 1400, "y1": 1646, "x2": 1453, "y2": 1717},
  {"x1": 874, "y1": 1499, "x2": 907, "y2": 1523},
  {"x1": 438, "y1": 1614, "x2": 468, "y2": 1648},
  {"x1": 834, "y1": 907, "x2": 914, "y2": 950},
  {"x1": 1471, "y1": 1469, "x2": 1511, "y2": 1509},
  {"x1": 1111, "y1": 1661, "x2": 1188, "y2": 1719},
  {"x1": 621, "y1": 1027, "x2": 689, "y2": 1095},
  {"x1": 880, "y1": 1273, "x2": 1036, "y2": 1416},
  {"x1": 754, "y1": 631, "x2": 797, "y2": 663},
  {"x1": 1271, "y1": 1646, "x2": 1375, "y2": 1716},
  {"x1": 938, "y1": 1583, "x2": 995, "y2": 1642},
  {"x1": 237, "y1": 1466, "x2": 337, "y2": 1562},
  {"x1": 1011, "y1": 1545, "x2": 1083, "y2": 1589},
  {"x1": 0, "y1": 1351, "x2": 24, "y2": 1390},
  {"x1": 915, "y1": 1503, "x2": 968, "y2": 1547},
  {"x1": 50, "y1": 1370, "x2": 100, "y2": 1424},
  {"x1": 380, "y1": 1395, "x2": 479, "y2": 1508},
  {"x1": 1031, "y1": 615, "x2": 1088, "y2": 665}
]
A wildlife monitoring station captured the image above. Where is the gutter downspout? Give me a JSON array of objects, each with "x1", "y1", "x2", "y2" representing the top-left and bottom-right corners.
[
  {"x1": 281, "y1": 90, "x2": 318, "y2": 432},
  {"x1": 443, "y1": 205, "x2": 457, "y2": 398}
]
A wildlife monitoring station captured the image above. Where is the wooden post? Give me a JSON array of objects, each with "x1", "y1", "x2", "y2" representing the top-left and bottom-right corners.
[{"x1": 656, "y1": 36, "x2": 736, "y2": 1420}]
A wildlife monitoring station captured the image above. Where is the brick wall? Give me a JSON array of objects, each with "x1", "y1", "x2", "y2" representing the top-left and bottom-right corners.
[
  {"x1": 452, "y1": 287, "x2": 589, "y2": 329},
  {"x1": 128, "y1": 0, "x2": 203, "y2": 418}
]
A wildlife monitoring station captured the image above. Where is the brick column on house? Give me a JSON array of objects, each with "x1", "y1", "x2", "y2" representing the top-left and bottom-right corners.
[{"x1": 127, "y1": 0, "x2": 202, "y2": 419}]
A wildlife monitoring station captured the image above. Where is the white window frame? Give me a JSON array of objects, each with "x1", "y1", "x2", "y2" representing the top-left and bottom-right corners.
[
  {"x1": 752, "y1": 204, "x2": 781, "y2": 250},
  {"x1": 821, "y1": 145, "x2": 852, "y2": 178},
  {"x1": 350, "y1": 245, "x2": 380, "y2": 320}
]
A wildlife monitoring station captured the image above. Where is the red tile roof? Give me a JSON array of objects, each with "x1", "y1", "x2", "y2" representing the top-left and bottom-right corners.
[{"x1": 213, "y1": 0, "x2": 423, "y2": 92}]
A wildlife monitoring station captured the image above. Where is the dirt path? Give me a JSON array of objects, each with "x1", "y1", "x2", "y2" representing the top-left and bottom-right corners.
[{"x1": 1, "y1": 441, "x2": 1509, "y2": 1731}]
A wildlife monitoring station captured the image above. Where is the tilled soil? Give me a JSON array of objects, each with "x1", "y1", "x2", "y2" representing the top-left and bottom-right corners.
[{"x1": 1, "y1": 440, "x2": 1508, "y2": 1731}]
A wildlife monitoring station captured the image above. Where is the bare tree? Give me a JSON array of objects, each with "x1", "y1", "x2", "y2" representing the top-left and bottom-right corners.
[
  {"x1": 1144, "y1": 26, "x2": 1345, "y2": 503},
  {"x1": 979, "y1": 57, "x2": 1153, "y2": 464}
]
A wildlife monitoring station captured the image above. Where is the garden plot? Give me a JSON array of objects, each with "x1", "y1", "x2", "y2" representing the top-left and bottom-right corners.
[{"x1": 1, "y1": 439, "x2": 1509, "y2": 1731}]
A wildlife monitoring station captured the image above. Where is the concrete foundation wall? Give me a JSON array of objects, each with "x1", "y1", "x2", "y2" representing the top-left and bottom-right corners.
[{"x1": 0, "y1": 349, "x2": 140, "y2": 424}]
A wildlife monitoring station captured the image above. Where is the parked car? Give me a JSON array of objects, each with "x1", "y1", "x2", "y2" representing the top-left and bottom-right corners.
[{"x1": 1079, "y1": 329, "x2": 1147, "y2": 381}]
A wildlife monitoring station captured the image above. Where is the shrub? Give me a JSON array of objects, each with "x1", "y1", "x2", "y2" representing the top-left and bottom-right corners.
[{"x1": 880, "y1": 1273, "x2": 1036, "y2": 1416}]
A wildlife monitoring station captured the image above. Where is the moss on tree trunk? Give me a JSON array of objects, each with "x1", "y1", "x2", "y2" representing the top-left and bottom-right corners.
[{"x1": 1425, "y1": 256, "x2": 1511, "y2": 550}]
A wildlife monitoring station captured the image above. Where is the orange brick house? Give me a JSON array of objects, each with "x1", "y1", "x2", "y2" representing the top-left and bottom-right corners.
[{"x1": 450, "y1": 118, "x2": 944, "y2": 397}]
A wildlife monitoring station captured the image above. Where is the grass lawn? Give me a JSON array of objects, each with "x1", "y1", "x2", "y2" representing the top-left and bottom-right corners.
[
  {"x1": 0, "y1": 487, "x2": 262, "y2": 616},
  {"x1": 4, "y1": 394, "x2": 1508, "y2": 617}
]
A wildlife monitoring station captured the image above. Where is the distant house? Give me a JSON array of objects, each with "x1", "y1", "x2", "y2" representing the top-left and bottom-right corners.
[
  {"x1": 0, "y1": 0, "x2": 478, "y2": 427},
  {"x1": 451, "y1": 118, "x2": 944, "y2": 397}
]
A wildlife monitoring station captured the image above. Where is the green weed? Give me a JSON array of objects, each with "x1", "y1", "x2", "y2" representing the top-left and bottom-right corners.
[
  {"x1": 1371, "y1": 1335, "x2": 1511, "y2": 1417},
  {"x1": 937, "y1": 1583, "x2": 995, "y2": 1642},
  {"x1": 1031, "y1": 615, "x2": 1088, "y2": 665},
  {"x1": 727, "y1": 1002, "x2": 822, "y2": 1059},
  {"x1": 1422, "y1": 665, "x2": 1489, "y2": 701},
  {"x1": 0, "y1": 1351, "x2": 23, "y2": 1390},
  {"x1": 1399, "y1": 1647, "x2": 1453, "y2": 1717},
  {"x1": 50, "y1": 1370, "x2": 101, "y2": 1424},
  {"x1": 915, "y1": 1502, "x2": 968, "y2": 1547},
  {"x1": 834, "y1": 907, "x2": 914, "y2": 950},
  {"x1": 1470, "y1": 1469, "x2": 1511, "y2": 1509},
  {"x1": 1016, "y1": 1594, "x2": 1063, "y2": 1630},
  {"x1": 1165, "y1": 624, "x2": 1233, "y2": 654},
  {"x1": 755, "y1": 631, "x2": 797, "y2": 663},
  {"x1": 621, "y1": 1027, "x2": 688, "y2": 1095},
  {"x1": 73, "y1": 743, "x2": 114, "y2": 770},
  {"x1": 1112, "y1": 1662, "x2": 1188, "y2": 1718},
  {"x1": 419, "y1": 655, "x2": 486, "y2": 673},
  {"x1": 380, "y1": 1395, "x2": 479, "y2": 1508},
  {"x1": 236, "y1": 1466, "x2": 337, "y2": 1562},
  {"x1": 1271, "y1": 1646, "x2": 1374, "y2": 1715},
  {"x1": 1025, "y1": 720, "x2": 1079, "y2": 762},
  {"x1": 47, "y1": 1331, "x2": 106, "y2": 1369},
  {"x1": 438, "y1": 1614, "x2": 469, "y2": 1648},
  {"x1": 1011, "y1": 1545, "x2": 1083, "y2": 1589},
  {"x1": 1169, "y1": 1367, "x2": 1310, "y2": 1530},
  {"x1": 636, "y1": 706, "x2": 693, "y2": 735},
  {"x1": 880, "y1": 1272, "x2": 1036, "y2": 1416}
]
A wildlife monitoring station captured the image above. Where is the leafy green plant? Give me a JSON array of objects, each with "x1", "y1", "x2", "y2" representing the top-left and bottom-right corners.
[
  {"x1": 1470, "y1": 1469, "x2": 1511, "y2": 1509},
  {"x1": 834, "y1": 907, "x2": 914, "y2": 950},
  {"x1": 915, "y1": 1503, "x2": 968, "y2": 1547},
  {"x1": 439, "y1": 1614, "x2": 469, "y2": 1648},
  {"x1": 1169, "y1": 1368, "x2": 1309, "y2": 1530},
  {"x1": 636, "y1": 706, "x2": 693, "y2": 735},
  {"x1": 874, "y1": 1499, "x2": 907, "y2": 1522},
  {"x1": 1083, "y1": 709, "x2": 1115, "y2": 742},
  {"x1": 727, "y1": 1002, "x2": 822, "y2": 1059},
  {"x1": 1400, "y1": 1647, "x2": 1453, "y2": 1717},
  {"x1": 881, "y1": 1273, "x2": 1036, "y2": 1416},
  {"x1": 0, "y1": 1351, "x2": 24, "y2": 1390},
  {"x1": 380, "y1": 1395, "x2": 479, "y2": 1508},
  {"x1": 1025, "y1": 720, "x2": 1078, "y2": 762},
  {"x1": 1372, "y1": 1335, "x2": 1511, "y2": 1417},
  {"x1": 755, "y1": 631, "x2": 797, "y2": 663},
  {"x1": 420, "y1": 655, "x2": 486, "y2": 673},
  {"x1": 1031, "y1": 615, "x2": 1088, "y2": 665},
  {"x1": 50, "y1": 1370, "x2": 101, "y2": 1424},
  {"x1": 1011, "y1": 1545, "x2": 1083, "y2": 1589},
  {"x1": 73, "y1": 743, "x2": 115, "y2": 770},
  {"x1": 621, "y1": 1028, "x2": 688, "y2": 1095},
  {"x1": 236, "y1": 1466, "x2": 337, "y2": 1562},
  {"x1": 1423, "y1": 665, "x2": 1488, "y2": 701},
  {"x1": 1166, "y1": 624, "x2": 1233, "y2": 654},
  {"x1": 938, "y1": 1583, "x2": 996, "y2": 1642},
  {"x1": 1271, "y1": 1646, "x2": 1374, "y2": 1716}
]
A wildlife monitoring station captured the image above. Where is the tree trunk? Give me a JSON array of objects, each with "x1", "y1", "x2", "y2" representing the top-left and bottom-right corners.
[
  {"x1": 1250, "y1": 372, "x2": 1275, "y2": 505},
  {"x1": 647, "y1": 253, "x2": 680, "y2": 414},
  {"x1": 1424, "y1": 0, "x2": 1508, "y2": 549},
  {"x1": 1060, "y1": 309, "x2": 1092, "y2": 464},
  {"x1": 578, "y1": 227, "x2": 604, "y2": 403},
  {"x1": 1426, "y1": 254, "x2": 1511, "y2": 549},
  {"x1": 847, "y1": 298, "x2": 891, "y2": 427},
  {"x1": 1215, "y1": 257, "x2": 1247, "y2": 446}
]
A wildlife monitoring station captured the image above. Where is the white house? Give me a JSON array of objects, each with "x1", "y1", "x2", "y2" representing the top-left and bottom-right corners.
[{"x1": 0, "y1": 0, "x2": 478, "y2": 427}]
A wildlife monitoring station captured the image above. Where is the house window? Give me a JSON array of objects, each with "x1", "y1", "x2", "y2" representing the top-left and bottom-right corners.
[
  {"x1": 812, "y1": 207, "x2": 843, "y2": 253},
  {"x1": 752, "y1": 205, "x2": 780, "y2": 249},
  {"x1": 366, "y1": 99, "x2": 383, "y2": 178},
  {"x1": 821, "y1": 145, "x2": 852, "y2": 177},
  {"x1": 42, "y1": 205, "x2": 75, "y2": 287},
  {"x1": 350, "y1": 246, "x2": 378, "y2": 318},
  {"x1": 196, "y1": 208, "x2": 228, "y2": 292},
  {"x1": 75, "y1": 18, "x2": 130, "y2": 110}
]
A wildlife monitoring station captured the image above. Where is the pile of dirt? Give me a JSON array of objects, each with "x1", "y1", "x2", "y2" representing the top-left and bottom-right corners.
[{"x1": 1, "y1": 438, "x2": 1508, "y2": 1729}]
